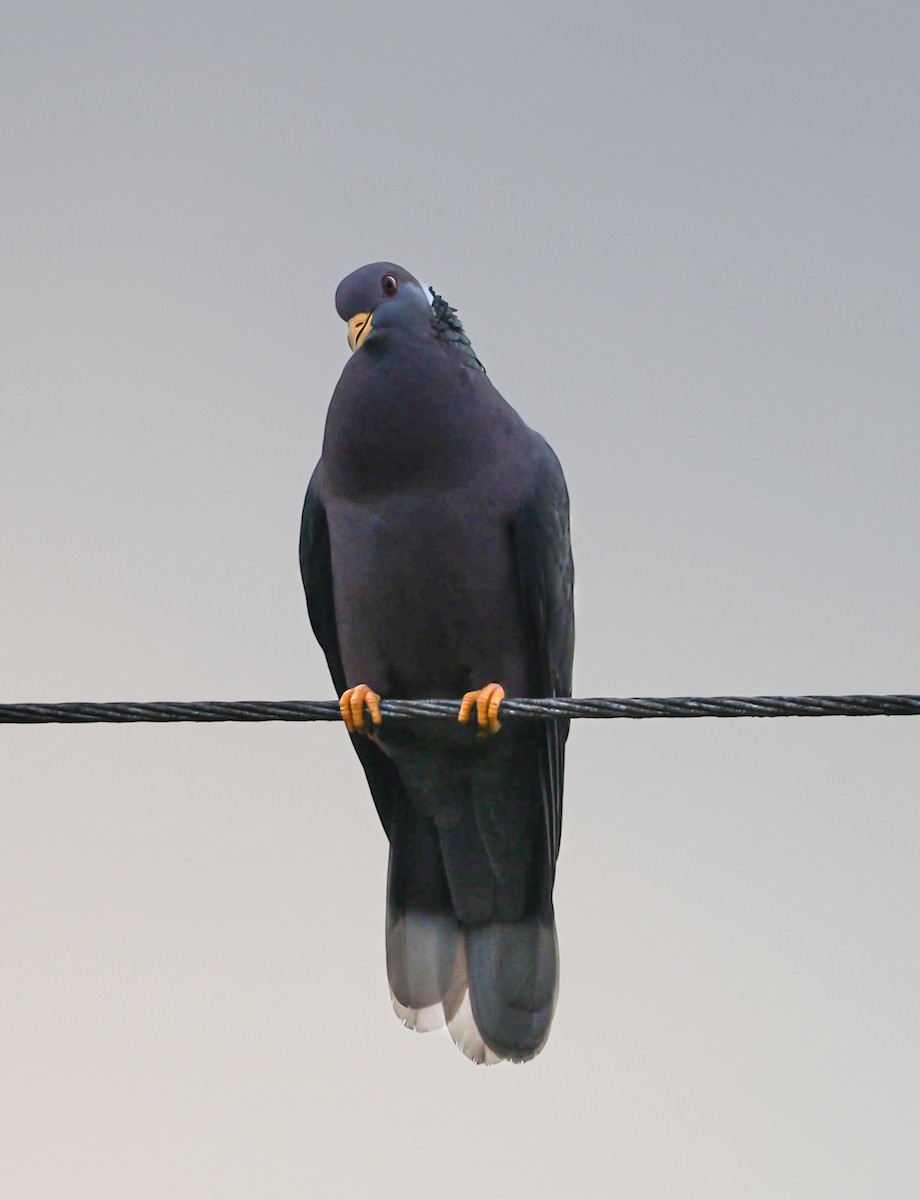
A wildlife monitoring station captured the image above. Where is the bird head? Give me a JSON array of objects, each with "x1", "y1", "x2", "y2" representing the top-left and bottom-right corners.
[{"x1": 335, "y1": 262, "x2": 433, "y2": 353}]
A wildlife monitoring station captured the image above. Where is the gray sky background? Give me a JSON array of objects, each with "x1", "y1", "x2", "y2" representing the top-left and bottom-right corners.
[{"x1": 2, "y1": 2, "x2": 919, "y2": 1196}]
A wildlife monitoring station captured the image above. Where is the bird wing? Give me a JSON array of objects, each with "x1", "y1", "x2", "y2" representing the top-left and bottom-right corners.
[
  {"x1": 299, "y1": 469, "x2": 403, "y2": 837},
  {"x1": 510, "y1": 432, "x2": 575, "y2": 865}
]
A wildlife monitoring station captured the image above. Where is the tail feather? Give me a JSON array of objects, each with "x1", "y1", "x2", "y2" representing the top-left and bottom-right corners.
[
  {"x1": 446, "y1": 986, "x2": 503, "y2": 1065},
  {"x1": 386, "y1": 801, "x2": 459, "y2": 1033},
  {"x1": 386, "y1": 909, "x2": 459, "y2": 1030},
  {"x1": 391, "y1": 992, "x2": 449, "y2": 1034},
  {"x1": 465, "y1": 918, "x2": 558, "y2": 1062}
]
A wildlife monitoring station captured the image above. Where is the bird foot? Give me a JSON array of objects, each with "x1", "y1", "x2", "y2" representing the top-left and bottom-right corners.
[
  {"x1": 339, "y1": 684, "x2": 382, "y2": 735},
  {"x1": 458, "y1": 683, "x2": 505, "y2": 736}
]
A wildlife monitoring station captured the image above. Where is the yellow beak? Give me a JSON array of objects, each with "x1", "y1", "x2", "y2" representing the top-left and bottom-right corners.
[{"x1": 347, "y1": 311, "x2": 373, "y2": 352}]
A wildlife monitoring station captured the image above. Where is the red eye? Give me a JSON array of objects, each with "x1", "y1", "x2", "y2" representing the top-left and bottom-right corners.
[{"x1": 381, "y1": 274, "x2": 398, "y2": 296}]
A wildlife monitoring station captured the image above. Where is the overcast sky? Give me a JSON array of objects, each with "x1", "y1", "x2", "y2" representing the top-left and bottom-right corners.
[{"x1": 2, "y1": 2, "x2": 919, "y2": 1196}]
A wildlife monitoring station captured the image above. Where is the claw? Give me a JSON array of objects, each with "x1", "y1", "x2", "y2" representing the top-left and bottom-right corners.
[
  {"x1": 339, "y1": 684, "x2": 382, "y2": 735},
  {"x1": 458, "y1": 683, "x2": 505, "y2": 736}
]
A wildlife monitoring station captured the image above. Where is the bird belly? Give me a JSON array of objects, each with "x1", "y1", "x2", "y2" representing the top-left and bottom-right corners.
[{"x1": 326, "y1": 497, "x2": 531, "y2": 701}]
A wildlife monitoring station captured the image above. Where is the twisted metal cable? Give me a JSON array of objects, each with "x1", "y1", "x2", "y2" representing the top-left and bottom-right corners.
[{"x1": 0, "y1": 694, "x2": 918, "y2": 725}]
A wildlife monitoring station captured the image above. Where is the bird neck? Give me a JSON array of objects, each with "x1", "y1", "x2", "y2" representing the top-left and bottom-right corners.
[{"x1": 322, "y1": 345, "x2": 502, "y2": 497}]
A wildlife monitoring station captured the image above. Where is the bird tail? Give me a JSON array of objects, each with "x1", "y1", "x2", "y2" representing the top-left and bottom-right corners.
[
  {"x1": 385, "y1": 801, "x2": 558, "y2": 1064},
  {"x1": 385, "y1": 802, "x2": 462, "y2": 1035}
]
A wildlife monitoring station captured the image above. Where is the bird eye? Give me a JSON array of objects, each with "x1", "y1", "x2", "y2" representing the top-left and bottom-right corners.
[{"x1": 381, "y1": 274, "x2": 398, "y2": 296}]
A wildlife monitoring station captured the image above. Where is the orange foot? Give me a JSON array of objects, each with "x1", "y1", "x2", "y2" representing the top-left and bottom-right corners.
[
  {"x1": 458, "y1": 683, "x2": 506, "y2": 736},
  {"x1": 339, "y1": 684, "x2": 382, "y2": 735}
]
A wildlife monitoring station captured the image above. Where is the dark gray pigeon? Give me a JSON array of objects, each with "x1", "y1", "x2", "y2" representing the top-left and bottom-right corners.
[{"x1": 300, "y1": 262, "x2": 574, "y2": 1063}]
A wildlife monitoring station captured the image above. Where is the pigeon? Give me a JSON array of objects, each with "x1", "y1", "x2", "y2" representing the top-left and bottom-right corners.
[{"x1": 300, "y1": 262, "x2": 574, "y2": 1063}]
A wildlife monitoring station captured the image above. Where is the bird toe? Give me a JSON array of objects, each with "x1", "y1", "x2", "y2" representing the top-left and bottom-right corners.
[
  {"x1": 458, "y1": 683, "x2": 505, "y2": 736},
  {"x1": 339, "y1": 684, "x2": 382, "y2": 734}
]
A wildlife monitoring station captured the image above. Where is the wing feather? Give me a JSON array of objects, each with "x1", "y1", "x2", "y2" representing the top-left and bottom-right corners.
[
  {"x1": 299, "y1": 469, "x2": 403, "y2": 837},
  {"x1": 510, "y1": 433, "x2": 575, "y2": 865}
]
